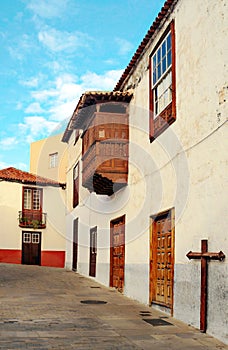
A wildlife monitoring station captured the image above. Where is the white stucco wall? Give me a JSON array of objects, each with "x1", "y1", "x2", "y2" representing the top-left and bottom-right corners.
[
  {"x1": 64, "y1": 0, "x2": 227, "y2": 344},
  {"x1": 0, "y1": 181, "x2": 22, "y2": 249},
  {"x1": 0, "y1": 181, "x2": 66, "y2": 253}
]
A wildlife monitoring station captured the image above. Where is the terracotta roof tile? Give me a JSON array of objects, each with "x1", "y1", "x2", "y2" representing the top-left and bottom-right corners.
[
  {"x1": 114, "y1": 0, "x2": 177, "y2": 91},
  {"x1": 0, "y1": 167, "x2": 65, "y2": 188},
  {"x1": 62, "y1": 90, "x2": 133, "y2": 142}
]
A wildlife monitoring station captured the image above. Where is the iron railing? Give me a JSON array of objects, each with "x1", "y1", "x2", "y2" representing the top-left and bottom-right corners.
[{"x1": 18, "y1": 211, "x2": 47, "y2": 229}]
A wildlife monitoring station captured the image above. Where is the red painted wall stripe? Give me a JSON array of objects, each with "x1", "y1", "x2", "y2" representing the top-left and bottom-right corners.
[
  {"x1": 41, "y1": 251, "x2": 65, "y2": 268},
  {"x1": 0, "y1": 250, "x2": 22, "y2": 264},
  {"x1": 0, "y1": 249, "x2": 65, "y2": 268}
]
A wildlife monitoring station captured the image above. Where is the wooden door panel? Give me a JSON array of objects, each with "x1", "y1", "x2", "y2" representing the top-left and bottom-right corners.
[
  {"x1": 22, "y1": 232, "x2": 41, "y2": 265},
  {"x1": 150, "y1": 209, "x2": 174, "y2": 310},
  {"x1": 110, "y1": 216, "x2": 125, "y2": 292},
  {"x1": 89, "y1": 227, "x2": 97, "y2": 277},
  {"x1": 72, "y1": 219, "x2": 78, "y2": 271}
]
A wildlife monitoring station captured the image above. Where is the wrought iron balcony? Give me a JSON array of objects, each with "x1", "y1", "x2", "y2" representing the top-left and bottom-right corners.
[{"x1": 18, "y1": 211, "x2": 47, "y2": 229}]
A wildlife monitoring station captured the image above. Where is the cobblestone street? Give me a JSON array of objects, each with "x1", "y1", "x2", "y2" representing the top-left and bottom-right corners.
[{"x1": 0, "y1": 263, "x2": 227, "y2": 349}]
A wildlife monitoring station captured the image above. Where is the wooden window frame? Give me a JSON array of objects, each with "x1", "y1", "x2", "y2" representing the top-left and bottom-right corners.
[
  {"x1": 73, "y1": 162, "x2": 79, "y2": 208},
  {"x1": 149, "y1": 20, "x2": 176, "y2": 142},
  {"x1": 22, "y1": 187, "x2": 43, "y2": 215}
]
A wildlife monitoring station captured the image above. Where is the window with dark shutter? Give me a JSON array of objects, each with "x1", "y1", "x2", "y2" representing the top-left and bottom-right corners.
[
  {"x1": 149, "y1": 20, "x2": 176, "y2": 141},
  {"x1": 73, "y1": 162, "x2": 79, "y2": 208}
]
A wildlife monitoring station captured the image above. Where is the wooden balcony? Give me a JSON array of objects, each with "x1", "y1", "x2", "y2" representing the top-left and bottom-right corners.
[
  {"x1": 62, "y1": 91, "x2": 134, "y2": 195},
  {"x1": 18, "y1": 211, "x2": 47, "y2": 229},
  {"x1": 82, "y1": 140, "x2": 128, "y2": 195}
]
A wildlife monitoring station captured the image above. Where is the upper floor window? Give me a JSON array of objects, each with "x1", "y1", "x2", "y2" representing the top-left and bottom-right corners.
[
  {"x1": 22, "y1": 187, "x2": 43, "y2": 225},
  {"x1": 73, "y1": 162, "x2": 79, "y2": 208},
  {"x1": 49, "y1": 152, "x2": 58, "y2": 168},
  {"x1": 23, "y1": 188, "x2": 42, "y2": 211},
  {"x1": 150, "y1": 21, "x2": 176, "y2": 141}
]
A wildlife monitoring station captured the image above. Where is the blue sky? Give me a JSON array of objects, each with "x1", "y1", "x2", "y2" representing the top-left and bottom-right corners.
[{"x1": 0, "y1": 0, "x2": 164, "y2": 170}]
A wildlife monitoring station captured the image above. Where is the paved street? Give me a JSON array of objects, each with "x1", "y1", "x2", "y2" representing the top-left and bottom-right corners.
[{"x1": 0, "y1": 264, "x2": 227, "y2": 350}]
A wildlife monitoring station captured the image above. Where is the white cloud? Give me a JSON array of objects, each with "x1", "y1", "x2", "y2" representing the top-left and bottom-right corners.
[
  {"x1": 115, "y1": 38, "x2": 134, "y2": 56},
  {"x1": 0, "y1": 161, "x2": 10, "y2": 170},
  {"x1": 16, "y1": 69, "x2": 123, "y2": 141},
  {"x1": 0, "y1": 137, "x2": 18, "y2": 149},
  {"x1": 80, "y1": 70, "x2": 123, "y2": 91},
  {"x1": 16, "y1": 102, "x2": 23, "y2": 110},
  {"x1": 0, "y1": 161, "x2": 28, "y2": 171},
  {"x1": 8, "y1": 34, "x2": 35, "y2": 61},
  {"x1": 26, "y1": 0, "x2": 69, "y2": 19},
  {"x1": 19, "y1": 116, "x2": 59, "y2": 143},
  {"x1": 25, "y1": 102, "x2": 44, "y2": 114},
  {"x1": 38, "y1": 28, "x2": 91, "y2": 53},
  {"x1": 31, "y1": 89, "x2": 58, "y2": 102}
]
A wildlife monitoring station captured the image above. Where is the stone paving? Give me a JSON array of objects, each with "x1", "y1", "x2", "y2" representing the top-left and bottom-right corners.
[{"x1": 0, "y1": 264, "x2": 227, "y2": 350}]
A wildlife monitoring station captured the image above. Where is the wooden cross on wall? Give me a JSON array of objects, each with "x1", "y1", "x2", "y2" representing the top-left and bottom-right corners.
[{"x1": 186, "y1": 239, "x2": 225, "y2": 333}]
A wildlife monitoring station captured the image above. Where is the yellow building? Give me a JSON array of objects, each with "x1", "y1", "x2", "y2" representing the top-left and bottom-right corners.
[{"x1": 30, "y1": 133, "x2": 68, "y2": 184}]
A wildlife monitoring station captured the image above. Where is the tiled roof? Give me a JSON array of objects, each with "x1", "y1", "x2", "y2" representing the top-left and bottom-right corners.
[
  {"x1": 114, "y1": 0, "x2": 177, "y2": 91},
  {"x1": 0, "y1": 167, "x2": 65, "y2": 188},
  {"x1": 62, "y1": 90, "x2": 133, "y2": 142}
]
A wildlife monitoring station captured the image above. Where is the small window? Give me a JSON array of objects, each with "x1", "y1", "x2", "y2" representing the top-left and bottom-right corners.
[
  {"x1": 24, "y1": 189, "x2": 32, "y2": 209},
  {"x1": 99, "y1": 129, "x2": 105, "y2": 138},
  {"x1": 32, "y1": 233, "x2": 40, "y2": 244},
  {"x1": 49, "y1": 152, "x2": 58, "y2": 168},
  {"x1": 23, "y1": 232, "x2": 31, "y2": 243}
]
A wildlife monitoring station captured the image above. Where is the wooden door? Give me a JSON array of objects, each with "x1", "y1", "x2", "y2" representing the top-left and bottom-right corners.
[
  {"x1": 150, "y1": 209, "x2": 174, "y2": 311},
  {"x1": 72, "y1": 218, "x2": 78, "y2": 271},
  {"x1": 89, "y1": 227, "x2": 97, "y2": 277},
  {"x1": 110, "y1": 215, "x2": 125, "y2": 292},
  {"x1": 22, "y1": 231, "x2": 41, "y2": 265}
]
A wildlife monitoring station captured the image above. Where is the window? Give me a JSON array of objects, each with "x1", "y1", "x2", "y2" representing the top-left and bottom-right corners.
[
  {"x1": 150, "y1": 21, "x2": 176, "y2": 141},
  {"x1": 23, "y1": 187, "x2": 42, "y2": 211},
  {"x1": 49, "y1": 152, "x2": 58, "y2": 168},
  {"x1": 73, "y1": 162, "x2": 79, "y2": 208},
  {"x1": 24, "y1": 188, "x2": 32, "y2": 209},
  {"x1": 99, "y1": 129, "x2": 105, "y2": 138},
  {"x1": 23, "y1": 232, "x2": 31, "y2": 243},
  {"x1": 32, "y1": 233, "x2": 40, "y2": 244},
  {"x1": 22, "y1": 187, "x2": 42, "y2": 223}
]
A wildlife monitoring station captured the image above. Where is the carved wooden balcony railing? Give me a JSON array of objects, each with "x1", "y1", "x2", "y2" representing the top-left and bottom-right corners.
[{"x1": 82, "y1": 139, "x2": 128, "y2": 195}]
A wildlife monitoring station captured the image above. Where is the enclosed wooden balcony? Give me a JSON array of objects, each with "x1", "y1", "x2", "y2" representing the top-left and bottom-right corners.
[
  {"x1": 82, "y1": 139, "x2": 128, "y2": 195},
  {"x1": 62, "y1": 91, "x2": 133, "y2": 195}
]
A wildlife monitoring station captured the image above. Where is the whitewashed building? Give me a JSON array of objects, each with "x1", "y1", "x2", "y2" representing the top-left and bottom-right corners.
[
  {"x1": 0, "y1": 167, "x2": 66, "y2": 267},
  {"x1": 61, "y1": 0, "x2": 226, "y2": 343}
]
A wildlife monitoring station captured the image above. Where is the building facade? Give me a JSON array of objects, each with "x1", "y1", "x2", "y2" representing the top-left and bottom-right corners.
[
  {"x1": 0, "y1": 167, "x2": 66, "y2": 267},
  {"x1": 30, "y1": 133, "x2": 68, "y2": 183},
  {"x1": 61, "y1": 0, "x2": 227, "y2": 344}
]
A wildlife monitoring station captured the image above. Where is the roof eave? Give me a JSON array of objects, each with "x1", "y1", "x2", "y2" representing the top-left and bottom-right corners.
[{"x1": 113, "y1": 0, "x2": 178, "y2": 92}]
